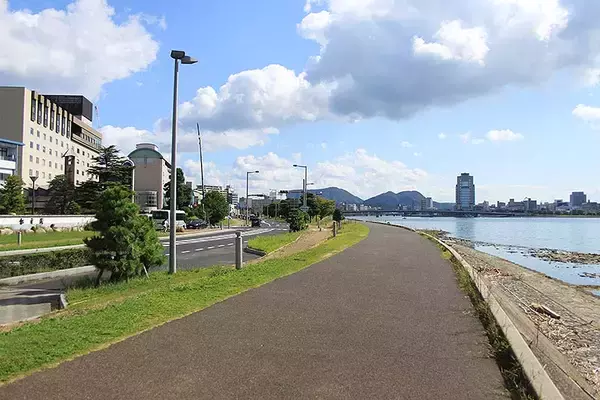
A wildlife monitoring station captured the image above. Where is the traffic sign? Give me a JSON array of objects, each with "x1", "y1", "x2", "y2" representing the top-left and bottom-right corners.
[{"x1": 299, "y1": 206, "x2": 309, "y2": 212}]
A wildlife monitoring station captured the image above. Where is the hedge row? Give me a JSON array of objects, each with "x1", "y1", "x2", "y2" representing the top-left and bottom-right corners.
[{"x1": 0, "y1": 248, "x2": 93, "y2": 279}]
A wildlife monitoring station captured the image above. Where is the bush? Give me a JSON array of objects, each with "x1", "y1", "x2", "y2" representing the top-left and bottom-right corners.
[
  {"x1": 0, "y1": 248, "x2": 93, "y2": 278},
  {"x1": 287, "y1": 209, "x2": 308, "y2": 232}
]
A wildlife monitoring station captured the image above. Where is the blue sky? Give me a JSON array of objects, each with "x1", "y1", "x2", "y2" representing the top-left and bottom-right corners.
[{"x1": 3, "y1": 0, "x2": 600, "y2": 202}]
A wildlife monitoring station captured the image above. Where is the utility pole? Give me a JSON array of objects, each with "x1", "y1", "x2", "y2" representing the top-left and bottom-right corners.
[{"x1": 197, "y1": 123, "x2": 206, "y2": 221}]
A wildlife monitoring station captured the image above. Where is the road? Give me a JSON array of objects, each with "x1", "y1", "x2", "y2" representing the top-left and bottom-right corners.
[
  {"x1": 15, "y1": 220, "x2": 288, "y2": 291},
  {"x1": 1, "y1": 222, "x2": 509, "y2": 399}
]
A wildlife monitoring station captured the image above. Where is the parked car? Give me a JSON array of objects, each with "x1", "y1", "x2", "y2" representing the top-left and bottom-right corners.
[
  {"x1": 186, "y1": 219, "x2": 208, "y2": 229},
  {"x1": 250, "y1": 217, "x2": 261, "y2": 227}
]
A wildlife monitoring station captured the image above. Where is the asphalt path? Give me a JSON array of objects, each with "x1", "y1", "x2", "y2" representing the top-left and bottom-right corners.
[
  {"x1": 2, "y1": 222, "x2": 509, "y2": 399},
  {"x1": 14, "y1": 221, "x2": 288, "y2": 290}
]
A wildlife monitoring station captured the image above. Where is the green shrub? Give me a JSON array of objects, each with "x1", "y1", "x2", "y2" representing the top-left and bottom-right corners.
[{"x1": 0, "y1": 248, "x2": 93, "y2": 278}]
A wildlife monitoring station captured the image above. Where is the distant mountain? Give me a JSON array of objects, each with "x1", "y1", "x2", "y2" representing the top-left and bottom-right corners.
[
  {"x1": 287, "y1": 187, "x2": 363, "y2": 205},
  {"x1": 364, "y1": 190, "x2": 425, "y2": 209}
]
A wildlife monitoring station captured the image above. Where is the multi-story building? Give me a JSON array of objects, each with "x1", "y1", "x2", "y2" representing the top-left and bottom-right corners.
[
  {"x1": 455, "y1": 173, "x2": 475, "y2": 211},
  {"x1": 0, "y1": 87, "x2": 103, "y2": 189},
  {"x1": 570, "y1": 191, "x2": 587, "y2": 209},
  {"x1": 523, "y1": 198, "x2": 537, "y2": 212},
  {"x1": 128, "y1": 143, "x2": 171, "y2": 213},
  {"x1": 420, "y1": 197, "x2": 434, "y2": 210}
]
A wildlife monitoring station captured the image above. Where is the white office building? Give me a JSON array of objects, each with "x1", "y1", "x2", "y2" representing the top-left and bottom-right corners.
[
  {"x1": 0, "y1": 87, "x2": 102, "y2": 189},
  {"x1": 455, "y1": 173, "x2": 475, "y2": 211}
]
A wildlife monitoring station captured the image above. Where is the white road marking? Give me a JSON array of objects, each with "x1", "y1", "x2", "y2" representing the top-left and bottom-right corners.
[
  {"x1": 207, "y1": 246, "x2": 215, "y2": 249},
  {"x1": 165, "y1": 253, "x2": 170, "y2": 256},
  {"x1": 218, "y1": 244, "x2": 225, "y2": 248},
  {"x1": 227, "y1": 243, "x2": 233, "y2": 246},
  {"x1": 181, "y1": 250, "x2": 191, "y2": 254},
  {"x1": 195, "y1": 248, "x2": 204, "y2": 252}
]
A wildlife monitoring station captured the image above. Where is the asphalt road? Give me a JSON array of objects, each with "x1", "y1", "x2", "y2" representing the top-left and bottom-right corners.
[
  {"x1": 1, "y1": 222, "x2": 509, "y2": 399},
  {"x1": 15, "y1": 221, "x2": 288, "y2": 291}
]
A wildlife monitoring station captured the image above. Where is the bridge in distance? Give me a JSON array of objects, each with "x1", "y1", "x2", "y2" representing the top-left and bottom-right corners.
[{"x1": 342, "y1": 209, "x2": 519, "y2": 217}]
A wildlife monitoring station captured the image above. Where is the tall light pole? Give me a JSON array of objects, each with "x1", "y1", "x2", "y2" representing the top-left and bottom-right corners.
[
  {"x1": 169, "y1": 50, "x2": 198, "y2": 275},
  {"x1": 123, "y1": 158, "x2": 135, "y2": 203},
  {"x1": 196, "y1": 123, "x2": 206, "y2": 221},
  {"x1": 30, "y1": 176, "x2": 38, "y2": 215},
  {"x1": 246, "y1": 170, "x2": 259, "y2": 226},
  {"x1": 293, "y1": 164, "x2": 308, "y2": 210}
]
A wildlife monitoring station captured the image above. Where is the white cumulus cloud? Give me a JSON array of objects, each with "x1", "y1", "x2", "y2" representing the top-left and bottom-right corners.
[
  {"x1": 486, "y1": 129, "x2": 524, "y2": 141},
  {"x1": 572, "y1": 104, "x2": 600, "y2": 121},
  {"x1": 0, "y1": 0, "x2": 160, "y2": 98}
]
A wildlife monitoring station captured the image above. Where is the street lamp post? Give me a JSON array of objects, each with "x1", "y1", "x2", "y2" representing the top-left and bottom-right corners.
[
  {"x1": 123, "y1": 158, "x2": 135, "y2": 203},
  {"x1": 293, "y1": 164, "x2": 308, "y2": 210},
  {"x1": 246, "y1": 171, "x2": 259, "y2": 226},
  {"x1": 169, "y1": 50, "x2": 198, "y2": 275},
  {"x1": 30, "y1": 176, "x2": 38, "y2": 215}
]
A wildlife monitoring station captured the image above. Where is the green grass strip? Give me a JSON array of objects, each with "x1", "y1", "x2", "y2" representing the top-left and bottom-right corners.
[
  {"x1": 247, "y1": 231, "x2": 302, "y2": 254},
  {"x1": 0, "y1": 231, "x2": 94, "y2": 252},
  {"x1": 0, "y1": 222, "x2": 369, "y2": 384}
]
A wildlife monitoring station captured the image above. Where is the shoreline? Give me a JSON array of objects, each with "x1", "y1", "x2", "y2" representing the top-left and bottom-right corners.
[{"x1": 442, "y1": 238, "x2": 600, "y2": 395}]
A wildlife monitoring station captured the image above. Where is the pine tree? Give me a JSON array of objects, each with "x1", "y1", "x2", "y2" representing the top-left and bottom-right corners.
[
  {"x1": 164, "y1": 168, "x2": 193, "y2": 210},
  {"x1": 0, "y1": 175, "x2": 26, "y2": 214},
  {"x1": 85, "y1": 185, "x2": 165, "y2": 285},
  {"x1": 45, "y1": 175, "x2": 76, "y2": 214}
]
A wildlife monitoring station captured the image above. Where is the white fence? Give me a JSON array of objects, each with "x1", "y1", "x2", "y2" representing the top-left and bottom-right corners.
[{"x1": 0, "y1": 215, "x2": 95, "y2": 230}]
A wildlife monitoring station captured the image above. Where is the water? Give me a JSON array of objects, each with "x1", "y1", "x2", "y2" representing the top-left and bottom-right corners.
[{"x1": 356, "y1": 216, "x2": 600, "y2": 286}]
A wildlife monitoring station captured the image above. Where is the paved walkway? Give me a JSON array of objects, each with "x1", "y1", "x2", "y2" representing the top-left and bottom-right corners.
[{"x1": 1, "y1": 223, "x2": 508, "y2": 399}]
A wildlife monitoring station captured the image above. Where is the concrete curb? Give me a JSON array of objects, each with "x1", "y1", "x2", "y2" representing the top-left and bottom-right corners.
[
  {"x1": 367, "y1": 221, "x2": 565, "y2": 400},
  {"x1": 0, "y1": 266, "x2": 97, "y2": 286},
  {"x1": 243, "y1": 247, "x2": 267, "y2": 257}
]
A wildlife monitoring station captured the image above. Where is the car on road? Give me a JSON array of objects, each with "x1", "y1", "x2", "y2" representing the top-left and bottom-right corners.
[
  {"x1": 250, "y1": 217, "x2": 261, "y2": 227},
  {"x1": 186, "y1": 219, "x2": 208, "y2": 230}
]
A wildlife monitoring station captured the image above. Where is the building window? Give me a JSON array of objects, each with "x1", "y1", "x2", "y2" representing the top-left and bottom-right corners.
[
  {"x1": 66, "y1": 119, "x2": 70, "y2": 136},
  {"x1": 29, "y1": 141, "x2": 33, "y2": 148},
  {"x1": 49, "y1": 173, "x2": 52, "y2": 179},
  {"x1": 42, "y1": 172, "x2": 45, "y2": 178},
  {"x1": 43, "y1": 133, "x2": 46, "y2": 140},
  {"x1": 35, "y1": 170, "x2": 39, "y2": 177},
  {"x1": 42, "y1": 146, "x2": 46, "y2": 153},
  {"x1": 37, "y1": 99, "x2": 42, "y2": 124},
  {"x1": 30, "y1": 95, "x2": 36, "y2": 121},
  {"x1": 76, "y1": 169, "x2": 79, "y2": 175},
  {"x1": 43, "y1": 103, "x2": 48, "y2": 127},
  {"x1": 49, "y1": 137, "x2": 52, "y2": 143},
  {"x1": 36, "y1": 144, "x2": 40, "y2": 151},
  {"x1": 30, "y1": 128, "x2": 34, "y2": 136},
  {"x1": 77, "y1": 148, "x2": 80, "y2": 154},
  {"x1": 29, "y1": 169, "x2": 33, "y2": 176},
  {"x1": 50, "y1": 109, "x2": 55, "y2": 130},
  {"x1": 37, "y1": 130, "x2": 40, "y2": 138},
  {"x1": 76, "y1": 159, "x2": 79, "y2": 164},
  {"x1": 29, "y1": 155, "x2": 33, "y2": 162},
  {"x1": 56, "y1": 113, "x2": 61, "y2": 133},
  {"x1": 42, "y1": 159, "x2": 45, "y2": 166},
  {"x1": 61, "y1": 115, "x2": 66, "y2": 135},
  {"x1": 82, "y1": 151, "x2": 85, "y2": 156},
  {"x1": 76, "y1": 180, "x2": 79, "y2": 185}
]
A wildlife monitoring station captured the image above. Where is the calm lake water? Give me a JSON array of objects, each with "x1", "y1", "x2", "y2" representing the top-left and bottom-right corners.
[{"x1": 355, "y1": 216, "x2": 600, "y2": 286}]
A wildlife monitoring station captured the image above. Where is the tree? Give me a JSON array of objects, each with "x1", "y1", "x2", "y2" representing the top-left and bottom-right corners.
[
  {"x1": 278, "y1": 199, "x2": 291, "y2": 220},
  {"x1": 333, "y1": 208, "x2": 343, "y2": 223},
  {"x1": 85, "y1": 185, "x2": 165, "y2": 285},
  {"x1": 75, "y1": 145, "x2": 133, "y2": 214},
  {"x1": 287, "y1": 209, "x2": 308, "y2": 232},
  {"x1": 45, "y1": 175, "x2": 76, "y2": 214},
  {"x1": 316, "y1": 197, "x2": 336, "y2": 220},
  {"x1": 0, "y1": 175, "x2": 26, "y2": 214},
  {"x1": 88, "y1": 145, "x2": 132, "y2": 186},
  {"x1": 164, "y1": 168, "x2": 193, "y2": 210},
  {"x1": 202, "y1": 191, "x2": 229, "y2": 225}
]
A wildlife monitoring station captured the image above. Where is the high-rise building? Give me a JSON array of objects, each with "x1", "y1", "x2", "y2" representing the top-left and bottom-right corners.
[
  {"x1": 455, "y1": 173, "x2": 475, "y2": 211},
  {"x1": 0, "y1": 87, "x2": 103, "y2": 189},
  {"x1": 128, "y1": 143, "x2": 171, "y2": 212},
  {"x1": 570, "y1": 192, "x2": 587, "y2": 208}
]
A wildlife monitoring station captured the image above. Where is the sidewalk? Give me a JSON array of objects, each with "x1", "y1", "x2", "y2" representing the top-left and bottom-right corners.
[{"x1": 0, "y1": 222, "x2": 509, "y2": 399}]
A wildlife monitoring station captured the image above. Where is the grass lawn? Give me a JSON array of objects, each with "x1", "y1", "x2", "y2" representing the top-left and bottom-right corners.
[
  {"x1": 247, "y1": 231, "x2": 302, "y2": 254},
  {"x1": 0, "y1": 231, "x2": 94, "y2": 252},
  {"x1": 0, "y1": 222, "x2": 369, "y2": 384}
]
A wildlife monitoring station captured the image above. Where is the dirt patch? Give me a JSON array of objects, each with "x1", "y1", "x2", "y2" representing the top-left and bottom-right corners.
[{"x1": 452, "y1": 243, "x2": 600, "y2": 395}]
